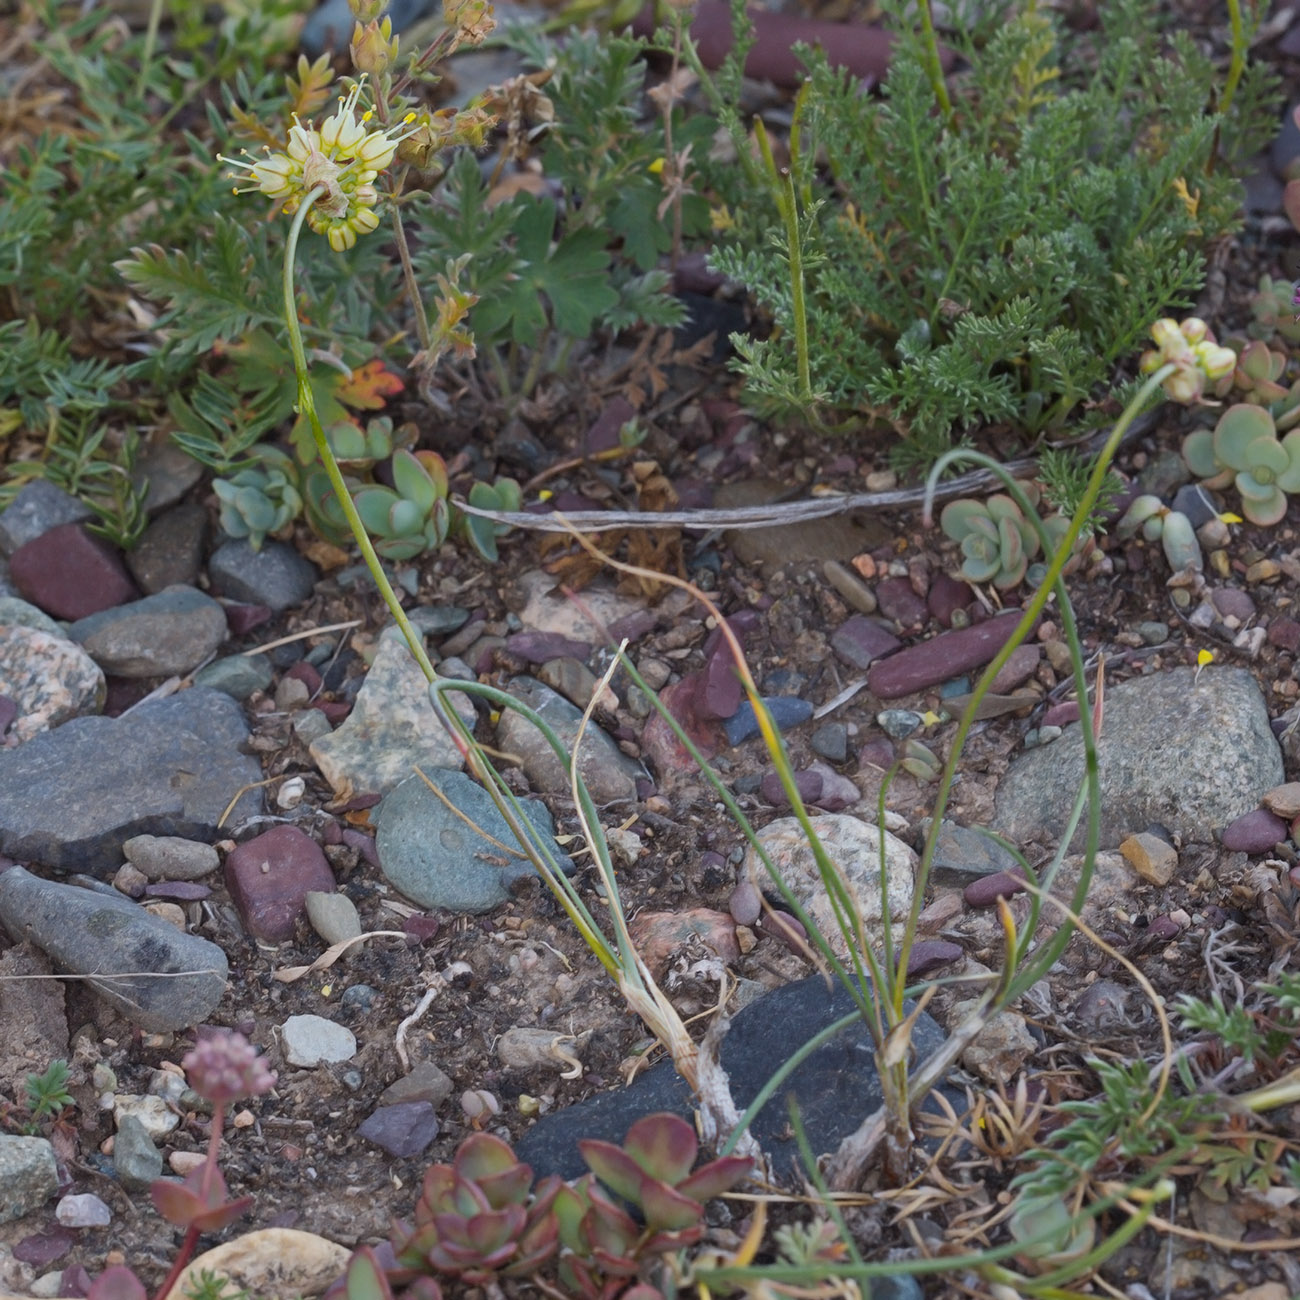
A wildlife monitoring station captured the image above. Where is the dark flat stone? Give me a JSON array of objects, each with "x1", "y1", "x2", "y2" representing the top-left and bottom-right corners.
[{"x1": 515, "y1": 975, "x2": 956, "y2": 1180}]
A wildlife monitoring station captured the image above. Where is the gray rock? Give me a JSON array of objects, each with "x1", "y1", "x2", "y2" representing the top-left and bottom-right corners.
[
  {"x1": 130, "y1": 441, "x2": 205, "y2": 515},
  {"x1": 497, "y1": 677, "x2": 644, "y2": 804},
  {"x1": 281, "y1": 1014, "x2": 356, "y2": 1067},
  {"x1": 928, "y1": 820, "x2": 1021, "y2": 887},
  {"x1": 356, "y1": 1102, "x2": 439, "y2": 1159},
  {"x1": 993, "y1": 667, "x2": 1283, "y2": 851},
  {"x1": 0, "y1": 688, "x2": 264, "y2": 873},
  {"x1": 0, "y1": 868, "x2": 227, "y2": 1031},
  {"x1": 376, "y1": 770, "x2": 574, "y2": 914},
  {"x1": 0, "y1": 625, "x2": 105, "y2": 743},
  {"x1": 378, "y1": 1061, "x2": 454, "y2": 1109},
  {"x1": 514, "y1": 975, "x2": 957, "y2": 1181},
  {"x1": 208, "y1": 540, "x2": 317, "y2": 612},
  {"x1": 123, "y1": 835, "x2": 220, "y2": 882},
  {"x1": 126, "y1": 504, "x2": 207, "y2": 595},
  {"x1": 809, "y1": 722, "x2": 848, "y2": 764},
  {"x1": 0, "y1": 598, "x2": 64, "y2": 638},
  {"x1": 193, "y1": 654, "x2": 274, "y2": 701},
  {"x1": 292, "y1": 708, "x2": 334, "y2": 745},
  {"x1": 113, "y1": 1114, "x2": 163, "y2": 1191},
  {"x1": 68, "y1": 586, "x2": 227, "y2": 677},
  {"x1": 0, "y1": 1136, "x2": 57, "y2": 1224},
  {"x1": 304, "y1": 890, "x2": 361, "y2": 946},
  {"x1": 405, "y1": 606, "x2": 471, "y2": 638},
  {"x1": 0, "y1": 482, "x2": 92, "y2": 557},
  {"x1": 309, "y1": 634, "x2": 477, "y2": 798}
]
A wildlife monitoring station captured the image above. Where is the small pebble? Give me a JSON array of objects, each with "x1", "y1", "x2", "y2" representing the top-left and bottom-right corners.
[
  {"x1": 810, "y1": 722, "x2": 848, "y2": 764},
  {"x1": 1263, "y1": 782, "x2": 1300, "y2": 819},
  {"x1": 963, "y1": 871, "x2": 1027, "y2": 908},
  {"x1": 728, "y1": 879, "x2": 761, "y2": 926},
  {"x1": 1119, "y1": 832, "x2": 1178, "y2": 886},
  {"x1": 906, "y1": 940, "x2": 963, "y2": 977},
  {"x1": 877, "y1": 709, "x2": 921, "y2": 740},
  {"x1": 1136, "y1": 621, "x2": 1169, "y2": 646},
  {"x1": 1246, "y1": 559, "x2": 1281, "y2": 584},
  {"x1": 1221, "y1": 808, "x2": 1289, "y2": 854},
  {"x1": 55, "y1": 1195, "x2": 110, "y2": 1228},
  {"x1": 822, "y1": 561, "x2": 877, "y2": 615},
  {"x1": 723, "y1": 696, "x2": 813, "y2": 746}
]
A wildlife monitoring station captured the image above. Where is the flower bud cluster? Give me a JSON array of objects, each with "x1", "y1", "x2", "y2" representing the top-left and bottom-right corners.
[
  {"x1": 219, "y1": 78, "x2": 416, "y2": 251},
  {"x1": 1139, "y1": 317, "x2": 1236, "y2": 405}
]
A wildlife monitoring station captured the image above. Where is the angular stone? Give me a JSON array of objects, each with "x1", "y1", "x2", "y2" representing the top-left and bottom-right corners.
[
  {"x1": 1119, "y1": 832, "x2": 1178, "y2": 886},
  {"x1": 810, "y1": 722, "x2": 848, "y2": 764},
  {"x1": 68, "y1": 585, "x2": 227, "y2": 678},
  {"x1": 496, "y1": 677, "x2": 643, "y2": 804},
  {"x1": 0, "y1": 482, "x2": 92, "y2": 556},
  {"x1": 10, "y1": 524, "x2": 136, "y2": 621},
  {"x1": 640, "y1": 677, "x2": 725, "y2": 784},
  {"x1": 208, "y1": 540, "x2": 317, "y2": 612},
  {"x1": 0, "y1": 868, "x2": 227, "y2": 1031},
  {"x1": 869, "y1": 612, "x2": 1031, "y2": 700},
  {"x1": 627, "y1": 908, "x2": 739, "y2": 978},
  {"x1": 113, "y1": 1114, "x2": 163, "y2": 1191},
  {"x1": 993, "y1": 667, "x2": 1283, "y2": 851},
  {"x1": 375, "y1": 770, "x2": 573, "y2": 914},
  {"x1": 745, "y1": 814, "x2": 914, "y2": 957},
  {"x1": 377, "y1": 1062, "x2": 454, "y2": 1110},
  {"x1": 989, "y1": 644, "x2": 1040, "y2": 694},
  {"x1": 516, "y1": 570, "x2": 655, "y2": 643},
  {"x1": 0, "y1": 1136, "x2": 57, "y2": 1224},
  {"x1": 131, "y1": 441, "x2": 204, "y2": 515},
  {"x1": 225, "y1": 825, "x2": 336, "y2": 944},
  {"x1": 536, "y1": 657, "x2": 614, "y2": 713},
  {"x1": 927, "y1": 573, "x2": 973, "y2": 627},
  {"x1": 953, "y1": 1003, "x2": 1036, "y2": 1084},
  {"x1": 123, "y1": 835, "x2": 219, "y2": 882},
  {"x1": 0, "y1": 625, "x2": 104, "y2": 743},
  {"x1": 280, "y1": 1015, "x2": 355, "y2": 1067},
  {"x1": 723, "y1": 695, "x2": 813, "y2": 746},
  {"x1": 126, "y1": 505, "x2": 206, "y2": 595},
  {"x1": 309, "y1": 634, "x2": 476, "y2": 799},
  {"x1": 905, "y1": 939, "x2": 963, "y2": 977},
  {"x1": 1262, "y1": 782, "x2": 1300, "y2": 819},
  {"x1": 193, "y1": 654, "x2": 273, "y2": 701},
  {"x1": 1268, "y1": 617, "x2": 1300, "y2": 653},
  {"x1": 830, "y1": 616, "x2": 901, "y2": 671},
  {"x1": 928, "y1": 820, "x2": 1020, "y2": 888},
  {"x1": 357, "y1": 1103, "x2": 439, "y2": 1159},
  {"x1": 875, "y1": 577, "x2": 928, "y2": 629},
  {"x1": 0, "y1": 688, "x2": 263, "y2": 873},
  {"x1": 697, "y1": 643, "x2": 743, "y2": 721},
  {"x1": 515, "y1": 975, "x2": 955, "y2": 1181},
  {"x1": 504, "y1": 631, "x2": 591, "y2": 665},
  {"x1": 1221, "y1": 808, "x2": 1289, "y2": 854}
]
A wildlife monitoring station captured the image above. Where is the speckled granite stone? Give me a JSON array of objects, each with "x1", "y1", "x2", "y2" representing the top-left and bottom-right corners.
[{"x1": 0, "y1": 624, "x2": 105, "y2": 742}]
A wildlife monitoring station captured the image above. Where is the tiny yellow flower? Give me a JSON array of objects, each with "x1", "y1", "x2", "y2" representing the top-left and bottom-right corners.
[
  {"x1": 1218, "y1": 511, "x2": 1243, "y2": 525},
  {"x1": 1197, "y1": 649, "x2": 1214, "y2": 667},
  {"x1": 647, "y1": 157, "x2": 665, "y2": 175}
]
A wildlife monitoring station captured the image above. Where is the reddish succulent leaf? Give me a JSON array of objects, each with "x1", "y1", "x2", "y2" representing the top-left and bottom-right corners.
[
  {"x1": 344, "y1": 1247, "x2": 394, "y2": 1300},
  {"x1": 405, "y1": 1279, "x2": 444, "y2": 1300},
  {"x1": 150, "y1": 1166, "x2": 252, "y2": 1232},
  {"x1": 676, "y1": 1155, "x2": 754, "y2": 1203},
  {"x1": 86, "y1": 1266, "x2": 147, "y2": 1300},
  {"x1": 622, "y1": 1113, "x2": 697, "y2": 1185},
  {"x1": 335, "y1": 360, "x2": 404, "y2": 410},
  {"x1": 636, "y1": 1179, "x2": 703, "y2": 1234},
  {"x1": 578, "y1": 1139, "x2": 647, "y2": 1205}
]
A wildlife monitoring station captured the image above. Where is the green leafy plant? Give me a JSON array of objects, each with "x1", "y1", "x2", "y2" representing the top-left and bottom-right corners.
[
  {"x1": 1247, "y1": 274, "x2": 1300, "y2": 346},
  {"x1": 213, "y1": 446, "x2": 304, "y2": 549},
  {"x1": 698, "y1": 0, "x2": 1276, "y2": 466},
  {"x1": 353, "y1": 449, "x2": 452, "y2": 561},
  {"x1": 23, "y1": 1060, "x2": 74, "y2": 1129},
  {"x1": 1183, "y1": 402, "x2": 1300, "y2": 526},
  {"x1": 940, "y1": 491, "x2": 1043, "y2": 588},
  {"x1": 1036, "y1": 446, "x2": 1124, "y2": 535},
  {"x1": 1114, "y1": 496, "x2": 1203, "y2": 572}
]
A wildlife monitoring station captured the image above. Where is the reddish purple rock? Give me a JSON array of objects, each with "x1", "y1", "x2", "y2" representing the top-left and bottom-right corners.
[
  {"x1": 927, "y1": 573, "x2": 974, "y2": 627},
  {"x1": 728, "y1": 879, "x2": 761, "y2": 926},
  {"x1": 9, "y1": 524, "x2": 136, "y2": 620},
  {"x1": 759, "y1": 768, "x2": 823, "y2": 807},
  {"x1": 830, "y1": 615, "x2": 901, "y2": 671},
  {"x1": 1147, "y1": 915, "x2": 1182, "y2": 941},
  {"x1": 1210, "y1": 587, "x2": 1256, "y2": 623},
  {"x1": 990, "y1": 644, "x2": 1041, "y2": 694},
  {"x1": 0, "y1": 696, "x2": 15, "y2": 737},
  {"x1": 876, "y1": 577, "x2": 928, "y2": 630},
  {"x1": 641, "y1": 676, "x2": 725, "y2": 783},
  {"x1": 857, "y1": 737, "x2": 895, "y2": 771},
  {"x1": 1220, "y1": 808, "x2": 1289, "y2": 854},
  {"x1": 224, "y1": 825, "x2": 336, "y2": 943},
  {"x1": 697, "y1": 644, "x2": 744, "y2": 721},
  {"x1": 404, "y1": 913, "x2": 440, "y2": 945},
  {"x1": 505, "y1": 631, "x2": 592, "y2": 665},
  {"x1": 584, "y1": 397, "x2": 637, "y2": 455},
  {"x1": 869, "y1": 612, "x2": 1034, "y2": 700},
  {"x1": 341, "y1": 828, "x2": 379, "y2": 867},
  {"x1": 756, "y1": 909, "x2": 806, "y2": 953},
  {"x1": 963, "y1": 870, "x2": 1028, "y2": 908},
  {"x1": 905, "y1": 939, "x2": 963, "y2": 977},
  {"x1": 1268, "y1": 617, "x2": 1300, "y2": 652},
  {"x1": 284, "y1": 661, "x2": 323, "y2": 694},
  {"x1": 1042, "y1": 701, "x2": 1080, "y2": 728},
  {"x1": 224, "y1": 604, "x2": 273, "y2": 636},
  {"x1": 357, "y1": 1102, "x2": 439, "y2": 1158}
]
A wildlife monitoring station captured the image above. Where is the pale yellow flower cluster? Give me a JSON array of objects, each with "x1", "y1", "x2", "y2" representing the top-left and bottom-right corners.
[
  {"x1": 1139, "y1": 317, "x2": 1235, "y2": 405},
  {"x1": 220, "y1": 79, "x2": 415, "y2": 251}
]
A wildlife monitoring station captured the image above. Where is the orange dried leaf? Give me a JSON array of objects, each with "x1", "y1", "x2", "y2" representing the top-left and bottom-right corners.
[{"x1": 336, "y1": 360, "x2": 405, "y2": 410}]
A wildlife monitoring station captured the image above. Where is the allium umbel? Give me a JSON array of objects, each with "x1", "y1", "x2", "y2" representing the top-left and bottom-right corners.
[
  {"x1": 1139, "y1": 317, "x2": 1235, "y2": 404},
  {"x1": 220, "y1": 79, "x2": 416, "y2": 251},
  {"x1": 183, "y1": 1030, "x2": 276, "y2": 1105}
]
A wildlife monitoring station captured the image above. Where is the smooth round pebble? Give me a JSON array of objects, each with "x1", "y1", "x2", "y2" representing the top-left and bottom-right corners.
[
  {"x1": 280, "y1": 1015, "x2": 356, "y2": 1067},
  {"x1": 906, "y1": 940, "x2": 963, "y2": 977},
  {"x1": 1220, "y1": 808, "x2": 1288, "y2": 854},
  {"x1": 123, "y1": 835, "x2": 220, "y2": 882},
  {"x1": 963, "y1": 870, "x2": 1028, "y2": 908},
  {"x1": 1135, "y1": 621, "x2": 1169, "y2": 646},
  {"x1": 56, "y1": 1194, "x2": 111, "y2": 1227},
  {"x1": 304, "y1": 890, "x2": 362, "y2": 947}
]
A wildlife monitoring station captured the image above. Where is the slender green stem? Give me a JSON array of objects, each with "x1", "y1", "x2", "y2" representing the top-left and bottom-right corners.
[
  {"x1": 136, "y1": 0, "x2": 165, "y2": 99},
  {"x1": 387, "y1": 172, "x2": 432, "y2": 354},
  {"x1": 917, "y1": 0, "x2": 953, "y2": 127},
  {"x1": 1220, "y1": 0, "x2": 1245, "y2": 119},
  {"x1": 281, "y1": 189, "x2": 435, "y2": 682}
]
